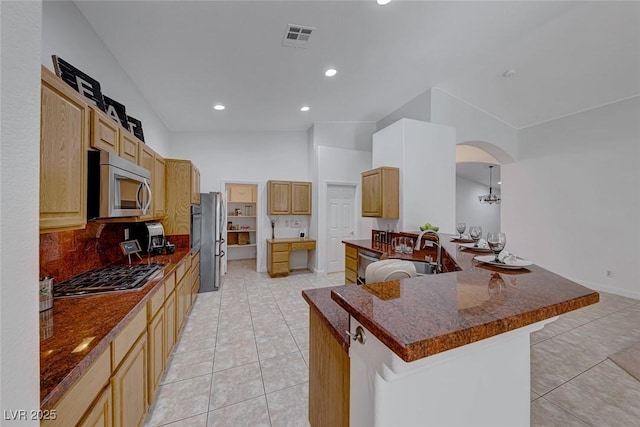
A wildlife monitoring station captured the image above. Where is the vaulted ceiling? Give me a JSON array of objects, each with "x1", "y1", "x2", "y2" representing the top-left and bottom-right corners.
[{"x1": 75, "y1": 1, "x2": 640, "y2": 133}]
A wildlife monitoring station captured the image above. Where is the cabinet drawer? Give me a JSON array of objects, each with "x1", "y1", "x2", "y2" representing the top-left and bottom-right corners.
[
  {"x1": 345, "y1": 257, "x2": 357, "y2": 273},
  {"x1": 345, "y1": 269, "x2": 357, "y2": 284},
  {"x1": 164, "y1": 271, "x2": 176, "y2": 295},
  {"x1": 345, "y1": 245, "x2": 357, "y2": 260},
  {"x1": 272, "y1": 243, "x2": 289, "y2": 252},
  {"x1": 192, "y1": 251, "x2": 200, "y2": 268},
  {"x1": 272, "y1": 251, "x2": 289, "y2": 263},
  {"x1": 148, "y1": 284, "x2": 165, "y2": 319},
  {"x1": 290, "y1": 241, "x2": 315, "y2": 251},
  {"x1": 111, "y1": 306, "x2": 147, "y2": 370},
  {"x1": 272, "y1": 262, "x2": 290, "y2": 274},
  {"x1": 175, "y1": 260, "x2": 188, "y2": 284}
]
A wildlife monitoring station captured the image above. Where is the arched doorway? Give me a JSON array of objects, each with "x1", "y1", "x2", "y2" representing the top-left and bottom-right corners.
[{"x1": 455, "y1": 143, "x2": 513, "y2": 234}]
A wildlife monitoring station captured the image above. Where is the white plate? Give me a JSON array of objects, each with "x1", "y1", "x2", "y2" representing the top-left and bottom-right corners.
[
  {"x1": 459, "y1": 242, "x2": 493, "y2": 252},
  {"x1": 450, "y1": 237, "x2": 474, "y2": 243},
  {"x1": 474, "y1": 255, "x2": 533, "y2": 269}
]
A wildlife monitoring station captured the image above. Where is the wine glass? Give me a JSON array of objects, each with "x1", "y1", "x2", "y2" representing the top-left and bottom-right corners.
[
  {"x1": 487, "y1": 232, "x2": 506, "y2": 262},
  {"x1": 456, "y1": 222, "x2": 466, "y2": 238},
  {"x1": 469, "y1": 226, "x2": 482, "y2": 247}
]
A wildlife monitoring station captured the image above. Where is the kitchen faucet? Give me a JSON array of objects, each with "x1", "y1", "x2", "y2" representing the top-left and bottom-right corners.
[{"x1": 415, "y1": 230, "x2": 442, "y2": 273}]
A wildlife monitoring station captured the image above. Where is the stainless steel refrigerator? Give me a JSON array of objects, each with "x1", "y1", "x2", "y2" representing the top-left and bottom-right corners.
[{"x1": 200, "y1": 192, "x2": 225, "y2": 292}]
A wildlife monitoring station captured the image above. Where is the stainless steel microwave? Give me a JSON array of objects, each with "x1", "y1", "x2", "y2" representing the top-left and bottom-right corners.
[{"x1": 88, "y1": 150, "x2": 152, "y2": 219}]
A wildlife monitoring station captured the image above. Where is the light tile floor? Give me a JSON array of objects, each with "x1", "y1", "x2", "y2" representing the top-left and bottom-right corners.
[{"x1": 145, "y1": 260, "x2": 640, "y2": 426}]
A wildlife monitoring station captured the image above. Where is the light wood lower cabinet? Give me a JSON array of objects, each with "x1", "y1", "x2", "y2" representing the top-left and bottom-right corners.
[
  {"x1": 79, "y1": 385, "x2": 112, "y2": 427},
  {"x1": 147, "y1": 308, "x2": 164, "y2": 406},
  {"x1": 309, "y1": 309, "x2": 350, "y2": 427},
  {"x1": 112, "y1": 334, "x2": 148, "y2": 427},
  {"x1": 164, "y1": 289, "x2": 177, "y2": 361},
  {"x1": 345, "y1": 244, "x2": 358, "y2": 284}
]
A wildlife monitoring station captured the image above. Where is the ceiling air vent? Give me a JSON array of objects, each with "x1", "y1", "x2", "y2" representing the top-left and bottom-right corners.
[{"x1": 282, "y1": 24, "x2": 316, "y2": 48}]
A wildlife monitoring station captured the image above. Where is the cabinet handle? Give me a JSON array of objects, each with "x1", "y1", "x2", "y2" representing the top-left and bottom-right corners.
[{"x1": 345, "y1": 326, "x2": 366, "y2": 345}]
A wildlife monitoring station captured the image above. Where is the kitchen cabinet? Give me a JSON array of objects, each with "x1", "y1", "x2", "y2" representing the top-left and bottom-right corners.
[
  {"x1": 344, "y1": 244, "x2": 358, "y2": 284},
  {"x1": 147, "y1": 286, "x2": 165, "y2": 406},
  {"x1": 119, "y1": 132, "x2": 139, "y2": 164},
  {"x1": 361, "y1": 167, "x2": 399, "y2": 218},
  {"x1": 40, "y1": 66, "x2": 90, "y2": 233},
  {"x1": 90, "y1": 106, "x2": 120, "y2": 154},
  {"x1": 309, "y1": 309, "x2": 350, "y2": 427},
  {"x1": 164, "y1": 289, "x2": 177, "y2": 359},
  {"x1": 164, "y1": 159, "x2": 198, "y2": 235},
  {"x1": 191, "y1": 164, "x2": 201, "y2": 205},
  {"x1": 267, "y1": 180, "x2": 312, "y2": 215},
  {"x1": 78, "y1": 385, "x2": 112, "y2": 427},
  {"x1": 111, "y1": 333, "x2": 148, "y2": 427},
  {"x1": 228, "y1": 184, "x2": 257, "y2": 203},
  {"x1": 154, "y1": 154, "x2": 166, "y2": 217}
]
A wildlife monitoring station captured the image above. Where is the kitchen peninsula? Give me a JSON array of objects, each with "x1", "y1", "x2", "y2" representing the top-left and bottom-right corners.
[{"x1": 302, "y1": 233, "x2": 599, "y2": 427}]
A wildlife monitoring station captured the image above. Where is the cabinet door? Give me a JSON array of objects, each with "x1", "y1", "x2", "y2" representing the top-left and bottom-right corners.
[
  {"x1": 154, "y1": 155, "x2": 166, "y2": 217},
  {"x1": 137, "y1": 144, "x2": 155, "y2": 220},
  {"x1": 361, "y1": 169, "x2": 382, "y2": 217},
  {"x1": 112, "y1": 334, "x2": 148, "y2": 427},
  {"x1": 119, "y1": 132, "x2": 139, "y2": 164},
  {"x1": 91, "y1": 107, "x2": 120, "y2": 154},
  {"x1": 291, "y1": 182, "x2": 312, "y2": 215},
  {"x1": 148, "y1": 309, "x2": 164, "y2": 406},
  {"x1": 191, "y1": 164, "x2": 200, "y2": 205},
  {"x1": 268, "y1": 181, "x2": 291, "y2": 214},
  {"x1": 229, "y1": 184, "x2": 255, "y2": 203},
  {"x1": 164, "y1": 290, "x2": 177, "y2": 360},
  {"x1": 79, "y1": 385, "x2": 112, "y2": 427},
  {"x1": 40, "y1": 68, "x2": 90, "y2": 232}
]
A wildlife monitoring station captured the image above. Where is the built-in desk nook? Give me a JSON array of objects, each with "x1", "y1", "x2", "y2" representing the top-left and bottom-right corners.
[{"x1": 266, "y1": 238, "x2": 316, "y2": 277}]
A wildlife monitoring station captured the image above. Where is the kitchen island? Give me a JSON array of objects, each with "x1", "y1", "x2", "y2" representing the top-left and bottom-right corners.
[{"x1": 302, "y1": 233, "x2": 599, "y2": 427}]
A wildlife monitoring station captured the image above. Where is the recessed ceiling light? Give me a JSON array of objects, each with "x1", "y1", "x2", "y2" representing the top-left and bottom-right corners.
[
  {"x1": 502, "y1": 68, "x2": 517, "y2": 78},
  {"x1": 498, "y1": 181, "x2": 502, "y2": 185},
  {"x1": 213, "y1": 104, "x2": 225, "y2": 111},
  {"x1": 300, "y1": 106, "x2": 310, "y2": 112},
  {"x1": 377, "y1": 0, "x2": 392, "y2": 5},
  {"x1": 324, "y1": 68, "x2": 337, "y2": 77}
]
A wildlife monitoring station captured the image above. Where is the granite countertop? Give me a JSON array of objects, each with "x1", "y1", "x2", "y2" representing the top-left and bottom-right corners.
[
  {"x1": 303, "y1": 234, "x2": 599, "y2": 362},
  {"x1": 40, "y1": 249, "x2": 192, "y2": 410}
]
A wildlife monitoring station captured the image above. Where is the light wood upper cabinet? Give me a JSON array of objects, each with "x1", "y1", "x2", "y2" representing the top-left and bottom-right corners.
[
  {"x1": 40, "y1": 66, "x2": 90, "y2": 233},
  {"x1": 361, "y1": 167, "x2": 399, "y2": 218},
  {"x1": 268, "y1": 180, "x2": 312, "y2": 215},
  {"x1": 291, "y1": 181, "x2": 312, "y2": 215},
  {"x1": 120, "y1": 132, "x2": 139, "y2": 164},
  {"x1": 90, "y1": 107, "x2": 120, "y2": 154},
  {"x1": 164, "y1": 159, "x2": 193, "y2": 235},
  {"x1": 268, "y1": 181, "x2": 291, "y2": 214},
  {"x1": 190, "y1": 164, "x2": 200, "y2": 205},
  {"x1": 228, "y1": 184, "x2": 257, "y2": 203}
]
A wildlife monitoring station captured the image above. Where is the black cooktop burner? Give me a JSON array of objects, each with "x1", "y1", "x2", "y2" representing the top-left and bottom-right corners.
[{"x1": 53, "y1": 263, "x2": 164, "y2": 298}]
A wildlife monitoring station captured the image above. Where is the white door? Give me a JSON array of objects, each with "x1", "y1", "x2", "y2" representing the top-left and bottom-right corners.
[{"x1": 327, "y1": 185, "x2": 356, "y2": 273}]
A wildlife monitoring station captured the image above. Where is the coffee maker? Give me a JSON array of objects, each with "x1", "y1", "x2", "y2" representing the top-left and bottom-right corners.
[{"x1": 133, "y1": 222, "x2": 166, "y2": 255}]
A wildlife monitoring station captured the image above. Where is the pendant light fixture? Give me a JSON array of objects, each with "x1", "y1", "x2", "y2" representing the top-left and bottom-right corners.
[{"x1": 478, "y1": 165, "x2": 501, "y2": 205}]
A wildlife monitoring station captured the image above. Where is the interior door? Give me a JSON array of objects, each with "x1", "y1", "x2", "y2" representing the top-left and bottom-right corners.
[{"x1": 327, "y1": 185, "x2": 356, "y2": 273}]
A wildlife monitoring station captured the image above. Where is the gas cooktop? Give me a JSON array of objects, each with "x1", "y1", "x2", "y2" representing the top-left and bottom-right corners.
[{"x1": 53, "y1": 263, "x2": 164, "y2": 298}]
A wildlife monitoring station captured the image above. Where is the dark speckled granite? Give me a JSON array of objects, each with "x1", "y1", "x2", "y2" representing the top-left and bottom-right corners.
[
  {"x1": 304, "y1": 233, "x2": 599, "y2": 362},
  {"x1": 302, "y1": 288, "x2": 350, "y2": 352},
  {"x1": 40, "y1": 249, "x2": 191, "y2": 410}
]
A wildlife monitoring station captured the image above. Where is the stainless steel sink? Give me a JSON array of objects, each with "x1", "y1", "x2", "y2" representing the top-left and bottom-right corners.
[{"x1": 410, "y1": 260, "x2": 438, "y2": 275}]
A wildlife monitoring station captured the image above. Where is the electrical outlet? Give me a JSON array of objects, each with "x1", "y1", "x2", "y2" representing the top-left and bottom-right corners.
[
  {"x1": 606, "y1": 270, "x2": 614, "y2": 278},
  {"x1": 285, "y1": 220, "x2": 290, "y2": 227},
  {"x1": 124, "y1": 228, "x2": 130, "y2": 240},
  {"x1": 293, "y1": 219, "x2": 301, "y2": 227}
]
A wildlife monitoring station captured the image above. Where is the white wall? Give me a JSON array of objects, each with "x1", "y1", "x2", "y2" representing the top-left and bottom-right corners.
[
  {"x1": 502, "y1": 97, "x2": 640, "y2": 298},
  {"x1": 456, "y1": 176, "x2": 501, "y2": 235},
  {"x1": 170, "y1": 130, "x2": 310, "y2": 272},
  {"x1": 41, "y1": 0, "x2": 171, "y2": 156},
  {"x1": 0, "y1": 1, "x2": 41, "y2": 422},
  {"x1": 308, "y1": 122, "x2": 376, "y2": 274},
  {"x1": 376, "y1": 89, "x2": 432, "y2": 131},
  {"x1": 373, "y1": 119, "x2": 457, "y2": 234},
  {"x1": 430, "y1": 88, "x2": 517, "y2": 163}
]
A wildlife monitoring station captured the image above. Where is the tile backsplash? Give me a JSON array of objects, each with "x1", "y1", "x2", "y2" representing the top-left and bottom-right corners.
[{"x1": 40, "y1": 222, "x2": 188, "y2": 283}]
